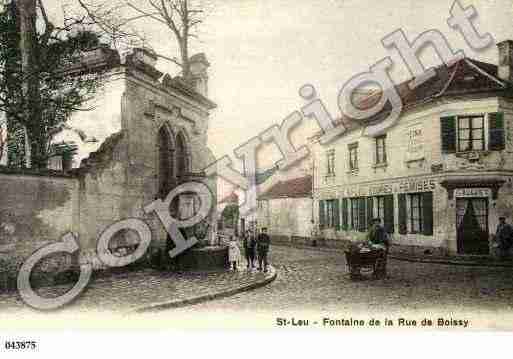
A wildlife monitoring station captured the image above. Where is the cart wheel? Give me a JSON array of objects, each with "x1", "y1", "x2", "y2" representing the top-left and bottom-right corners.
[
  {"x1": 350, "y1": 266, "x2": 360, "y2": 280},
  {"x1": 374, "y1": 268, "x2": 386, "y2": 279},
  {"x1": 374, "y1": 259, "x2": 387, "y2": 279}
]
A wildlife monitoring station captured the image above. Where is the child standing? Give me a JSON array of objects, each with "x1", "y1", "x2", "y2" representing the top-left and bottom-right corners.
[{"x1": 228, "y1": 235, "x2": 241, "y2": 270}]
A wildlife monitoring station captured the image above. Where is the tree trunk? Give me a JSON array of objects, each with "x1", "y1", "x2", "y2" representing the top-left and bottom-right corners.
[
  {"x1": 181, "y1": 36, "x2": 190, "y2": 81},
  {"x1": 180, "y1": 0, "x2": 191, "y2": 81},
  {"x1": 17, "y1": 0, "x2": 44, "y2": 169}
]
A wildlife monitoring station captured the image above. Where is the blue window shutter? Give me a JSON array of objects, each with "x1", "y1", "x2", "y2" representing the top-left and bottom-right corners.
[
  {"x1": 384, "y1": 195, "x2": 395, "y2": 234},
  {"x1": 319, "y1": 200, "x2": 325, "y2": 228},
  {"x1": 334, "y1": 199, "x2": 340, "y2": 230},
  {"x1": 398, "y1": 194, "x2": 407, "y2": 234},
  {"x1": 440, "y1": 116, "x2": 456, "y2": 153},
  {"x1": 341, "y1": 198, "x2": 348, "y2": 230},
  {"x1": 489, "y1": 112, "x2": 505, "y2": 151}
]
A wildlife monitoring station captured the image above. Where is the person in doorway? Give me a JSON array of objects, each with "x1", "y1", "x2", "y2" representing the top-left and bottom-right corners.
[
  {"x1": 257, "y1": 227, "x2": 271, "y2": 272},
  {"x1": 228, "y1": 235, "x2": 241, "y2": 270},
  {"x1": 496, "y1": 217, "x2": 513, "y2": 260}
]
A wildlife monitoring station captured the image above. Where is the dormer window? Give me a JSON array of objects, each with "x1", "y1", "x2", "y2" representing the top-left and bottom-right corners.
[
  {"x1": 457, "y1": 115, "x2": 484, "y2": 152},
  {"x1": 441, "y1": 113, "x2": 505, "y2": 154}
]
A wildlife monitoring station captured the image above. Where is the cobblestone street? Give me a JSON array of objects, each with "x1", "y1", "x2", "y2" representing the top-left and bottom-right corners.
[
  {"x1": 3, "y1": 244, "x2": 513, "y2": 329},
  {"x1": 172, "y1": 245, "x2": 513, "y2": 324},
  {"x1": 0, "y1": 266, "x2": 275, "y2": 314}
]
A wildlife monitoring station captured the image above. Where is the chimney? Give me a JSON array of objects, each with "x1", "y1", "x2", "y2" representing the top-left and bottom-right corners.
[
  {"x1": 189, "y1": 53, "x2": 210, "y2": 97},
  {"x1": 497, "y1": 40, "x2": 513, "y2": 83},
  {"x1": 132, "y1": 47, "x2": 158, "y2": 68}
]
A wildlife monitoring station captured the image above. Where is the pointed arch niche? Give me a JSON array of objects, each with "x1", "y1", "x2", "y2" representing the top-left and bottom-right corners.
[
  {"x1": 157, "y1": 124, "x2": 175, "y2": 198},
  {"x1": 175, "y1": 130, "x2": 191, "y2": 178}
]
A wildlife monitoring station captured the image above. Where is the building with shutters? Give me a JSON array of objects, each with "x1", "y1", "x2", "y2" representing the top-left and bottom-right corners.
[{"x1": 311, "y1": 40, "x2": 513, "y2": 256}]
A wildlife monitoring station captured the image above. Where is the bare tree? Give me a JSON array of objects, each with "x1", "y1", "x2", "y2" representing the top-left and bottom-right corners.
[
  {"x1": 77, "y1": 0, "x2": 209, "y2": 80},
  {"x1": 2, "y1": 0, "x2": 106, "y2": 168},
  {"x1": 0, "y1": 118, "x2": 5, "y2": 163}
]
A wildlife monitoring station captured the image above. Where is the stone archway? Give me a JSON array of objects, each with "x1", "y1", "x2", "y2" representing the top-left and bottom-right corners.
[{"x1": 157, "y1": 125, "x2": 175, "y2": 198}]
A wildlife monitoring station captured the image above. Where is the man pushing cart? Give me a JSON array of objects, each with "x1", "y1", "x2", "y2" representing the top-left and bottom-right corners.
[{"x1": 345, "y1": 218, "x2": 390, "y2": 280}]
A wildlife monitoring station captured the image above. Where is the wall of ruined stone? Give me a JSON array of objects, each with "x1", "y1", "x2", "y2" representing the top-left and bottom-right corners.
[
  {"x1": 0, "y1": 170, "x2": 79, "y2": 286},
  {"x1": 0, "y1": 61, "x2": 219, "y2": 290},
  {"x1": 120, "y1": 69, "x2": 217, "y2": 242}
]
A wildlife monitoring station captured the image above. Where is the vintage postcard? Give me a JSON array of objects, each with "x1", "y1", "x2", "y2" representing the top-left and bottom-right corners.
[{"x1": 1, "y1": 0, "x2": 513, "y2": 353}]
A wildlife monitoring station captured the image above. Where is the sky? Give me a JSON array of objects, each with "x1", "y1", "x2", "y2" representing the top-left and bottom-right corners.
[
  {"x1": 195, "y1": 0, "x2": 513, "y2": 167},
  {"x1": 40, "y1": 0, "x2": 513, "y2": 180}
]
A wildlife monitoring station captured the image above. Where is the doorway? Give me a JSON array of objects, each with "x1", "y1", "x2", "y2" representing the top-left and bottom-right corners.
[{"x1": 456, "y1": 198, "x2": 489, "y2": 255}]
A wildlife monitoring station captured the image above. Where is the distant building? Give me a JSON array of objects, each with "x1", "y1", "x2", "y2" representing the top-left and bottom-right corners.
[
  {"x1": 311, "y1": 41, "x2": 513, "y2": 256},
  {"x1": 217, "y1": 192, "x2": 239, "y2": 234},
  {"x1": 257, "y1": 176, "x2": 313, "y2": 245}
]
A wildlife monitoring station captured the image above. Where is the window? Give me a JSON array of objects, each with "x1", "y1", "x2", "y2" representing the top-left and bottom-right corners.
[
  {"x1": 375, "y1": 135, "x2": 387, "y2": 164},
  {"x1": 442, "y1": 113, "x2": 505, "y2": 153},
  {"x1": 320, "y1": 199, "x2": 339, "y2": 229},
  {"x1": 399, "y1": 193, "x2": 433, "y2": 235},
  {"x1": 375, "y1": 196, "x2": 385, "y2": 221},
  {"x1": 326, "y1": 150, "x2": 335, "y2": 176},
  {"x1": 371, "y1": 195, "x2": 394, "y2": 233},
  {"x1": 350, "y1": 199, "x2": 360, "y2": 230},
  {"x1": 326, "y1": 199, "x2": 335, "y2": 228},
  {"x1": 457, "y1": 115, "x2": 484, "y2": 152},
  {"x1": 348, "y1": 143, "x2": 358, "y2": 171},
  {"x1": 409, "y1": 193, "x2": 423, "y2": 233},
  {"x1": 350, "y1": 197, "x2": 366, "y2": 232}
]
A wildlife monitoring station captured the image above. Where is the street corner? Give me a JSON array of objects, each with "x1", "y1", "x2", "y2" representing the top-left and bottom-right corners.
[{"x1": 129, "y1": 265, "x2": 277, "y2": 314}]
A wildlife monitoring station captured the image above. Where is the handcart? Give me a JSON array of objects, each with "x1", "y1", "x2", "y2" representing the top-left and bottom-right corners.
[{"x1": 344, "y1": 248, "x2": 387, "y2": 280}]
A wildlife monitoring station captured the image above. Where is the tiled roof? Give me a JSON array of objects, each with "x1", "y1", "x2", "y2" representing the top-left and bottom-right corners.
[
  {"x1": 311, "y1": 57, "x2": 512, "y2": 139},
  {"x1": 259, "y1": 176, "x2": 312, "y2": 200},
  {"x1": 255, "y1": 165, "x2": 278, "y2": 185},
  {"x1": 218, "y1": 192, "x2": 239, "y2": 204}
]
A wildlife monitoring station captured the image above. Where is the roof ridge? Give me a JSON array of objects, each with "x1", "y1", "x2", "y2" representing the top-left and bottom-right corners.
[
  {"x1": 258, "y1": 175, "x2": 312, "y2": 200},
  {"x1": 464, "y1": 58, "x2": 506, "y2": 88},
  {"x1": 437, "y1": 58, "x2": 462, "y2": 97}
]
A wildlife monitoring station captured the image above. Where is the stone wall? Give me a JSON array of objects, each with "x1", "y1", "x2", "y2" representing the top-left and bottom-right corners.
[
  {"x1": 0, "y1": 55, "x2": 219, "y2": 291},
  {"x1": 0, "y1": 169, "x2": 79, "y2": 289}
]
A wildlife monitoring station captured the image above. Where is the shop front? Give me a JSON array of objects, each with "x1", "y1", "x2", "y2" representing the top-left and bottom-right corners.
[
  {"x1": 319, "y1": 175, "x2": 511, "y2": 256},
  {"x1": 441, "y1": 178, "x2": 506, "y2": 255}
]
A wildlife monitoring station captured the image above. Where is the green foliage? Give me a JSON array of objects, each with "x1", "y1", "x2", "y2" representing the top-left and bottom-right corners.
[
  {"x1": 48, "y1": 141, "x2": 78, "y2": 164},
  {"x1": 0, "y1": 2, "x2": 107, "y2": 168},
  {"x1": 222, "y1": 204, "x2": 239, "y2": 228}
]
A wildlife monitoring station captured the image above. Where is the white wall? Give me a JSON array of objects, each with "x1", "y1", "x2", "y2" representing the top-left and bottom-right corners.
[{"x1": 258, "y1": 197, "x2": 312, "y2": 239}]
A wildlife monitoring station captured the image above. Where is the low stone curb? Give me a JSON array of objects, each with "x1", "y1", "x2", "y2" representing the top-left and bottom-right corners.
[
  {"x1": 388, "y1": 254, "x2": 513, "y2": 268},
  {"x1": 129, "y1": 266, "x2": 277, "y2": 313},
  {"x1": 272, "y1": 243, "x2": 513, "y2": 268}
]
